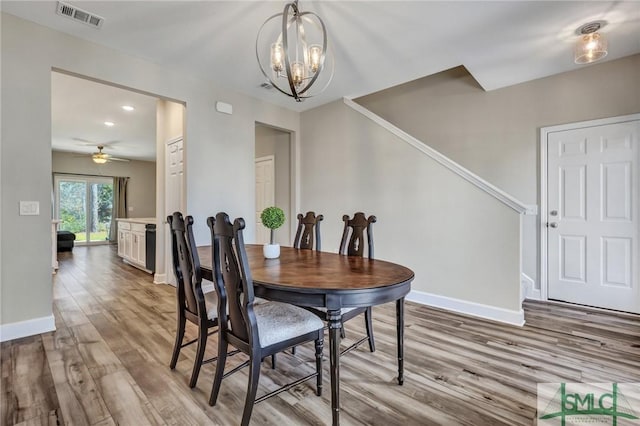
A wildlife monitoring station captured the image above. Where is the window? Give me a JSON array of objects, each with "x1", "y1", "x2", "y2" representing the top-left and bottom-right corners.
[{"x1": 54, "y1": 174, "x2": 113, "y2": 245}]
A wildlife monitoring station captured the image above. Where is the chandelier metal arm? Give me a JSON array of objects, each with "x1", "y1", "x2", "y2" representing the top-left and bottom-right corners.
[
  {"x1": 282, "y1": 1, "x2": 299, "y2": 100},
  {"x1": 296, "y1": 11, "x2": 327, "y2": 96}
]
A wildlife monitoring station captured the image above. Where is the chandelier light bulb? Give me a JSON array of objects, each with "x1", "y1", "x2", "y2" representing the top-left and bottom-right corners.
[
  {"x1": 309, "y1": 44, "x2": 322, "y2": 73},
  {"x1": 291, "y1": 62, "x2": 305, "y2": 86},
  {"x1": 271, "y1": 43, "x2": 284, "y2": 73}
]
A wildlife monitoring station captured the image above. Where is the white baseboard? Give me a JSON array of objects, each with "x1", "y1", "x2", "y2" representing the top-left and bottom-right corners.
[
  {"x1": 153, "y1": 273, "x2": 166, "y2": 284},
  {"x1": 521, "y1": 273, "x2": 541, "y2": 300},
  {"x1": 528, "y1": 288, "x2": 541, "y2": 300},
  {"x1": 0, "y1": 314, "x2": 56, "y2": 342},
  {"x1": 407, "y1": 290, "x2": 525, "y2": 326}
]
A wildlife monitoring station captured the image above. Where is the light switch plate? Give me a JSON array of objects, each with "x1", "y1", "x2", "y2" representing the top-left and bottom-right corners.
[{"x1": 19, "y1": 201, "x2": 40, "y2": 216}]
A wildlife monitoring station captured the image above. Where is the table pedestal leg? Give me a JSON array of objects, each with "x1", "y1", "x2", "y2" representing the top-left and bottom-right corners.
[
  {"x1": 396, "y1": 297, "x2": 405, "y2": 385},
  {"x1": 327, "y1": 309, "x2": 342, "y2": 425}
]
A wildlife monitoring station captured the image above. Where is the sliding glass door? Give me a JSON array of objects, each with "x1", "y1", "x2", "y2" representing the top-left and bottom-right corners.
[{"x1": 55, "y1": 175, "x2": 113, "y2": 245}]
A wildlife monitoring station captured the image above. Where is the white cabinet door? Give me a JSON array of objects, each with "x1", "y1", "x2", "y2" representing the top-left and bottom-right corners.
[
  {"x1": 124, "y1": 231, "x2": 132, "y2": 260},
  {"x1": 118, "y1": 229, "x2": 126, "y2": 257},
  {"x1": 131, "y1": 232, "x2": 139, "y2": 264},
  {"x1": 135, "y1": 232, "x2": 146, "y2": 267},
  {"x1": 547, "y1": 120, "x2": 639, "y2": 313}
]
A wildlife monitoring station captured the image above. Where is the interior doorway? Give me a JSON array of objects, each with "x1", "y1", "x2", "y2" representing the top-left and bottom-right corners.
[
  {"x1": 51, "y1": 70, "x2": 186, "y2": 286},
  {"x1": 541, "y1": 114, "x2": 640, "y2": 314},
  {"x1": 255, "y1": 124, "x2": 292, "y2": 246}
]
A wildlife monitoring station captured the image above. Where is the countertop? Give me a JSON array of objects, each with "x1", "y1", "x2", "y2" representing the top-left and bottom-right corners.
[{"x1": 116, "y1": 217, "x2": 157, "y2": 224}]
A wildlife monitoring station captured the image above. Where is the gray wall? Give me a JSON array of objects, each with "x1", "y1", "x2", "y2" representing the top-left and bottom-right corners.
[
  {"x1": 1, "y1": 13, "x2": 300, "y2": 330},
  {"x1": 301, "y1": 100, "x2": 522, "y2": 312},
  {"x1": 255, "y1": 125, "x2": 291, "y2": 245},
  {"x1": 357, "y1": 55, "x2": 640, "y2": 286},
  {"x1": 52, "y1": 151, "x2": 157, "y2": 218}
]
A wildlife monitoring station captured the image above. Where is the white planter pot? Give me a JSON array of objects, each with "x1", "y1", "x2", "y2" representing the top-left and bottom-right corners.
[{"x1": 263, "y1": 243, "x2": 280, "y2": 259}]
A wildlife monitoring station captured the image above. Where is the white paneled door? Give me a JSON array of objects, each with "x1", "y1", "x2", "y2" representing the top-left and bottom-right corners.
[
  {"x1": 255, "y1": 156, "x2": 275, "y2": 244},
  {"x1": 547, "y1": 120, "x2": 639, "y2": 313},
  {"x1": 165, "y1": 138, "x2": 184, "y2": 287}
]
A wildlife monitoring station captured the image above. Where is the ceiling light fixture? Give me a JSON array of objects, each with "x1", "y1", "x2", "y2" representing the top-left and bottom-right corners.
[
  {"x1": 121, "y1": 105, "x2": 135, "y2": 111},
  {"x1": 104, "y1": 121, "x2": 115, "y2": 127},
  {"x1": 92, "y1": 155, "x2": 108, "y2": 164},
  {"x1": 92, "y1": 146, "x2": 109, "y2": 164},
  {"x1": 256, "y1": 0, "x2": 334, "y2": 102},
  {"x1": 574, "y1": 21, "x2": 608, "y2": 64}
]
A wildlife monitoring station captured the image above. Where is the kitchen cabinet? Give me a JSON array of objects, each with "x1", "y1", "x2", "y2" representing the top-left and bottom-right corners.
[{"x1": 117, "y1": 218, "x2": 156, "y2": 273}]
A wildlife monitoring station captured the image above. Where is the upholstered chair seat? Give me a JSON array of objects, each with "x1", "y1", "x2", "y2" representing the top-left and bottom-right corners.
[
  {"x1": 204, "y1": 292, "x2": 218, "y2": 320},
  {"x1": 254, "y1": 302, "x2": 325, "y2": 348}
]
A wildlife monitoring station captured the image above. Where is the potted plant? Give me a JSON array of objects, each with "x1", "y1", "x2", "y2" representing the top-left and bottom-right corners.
[{"x1": 260, "y1": 206, "x2": 285, "y2": 259}]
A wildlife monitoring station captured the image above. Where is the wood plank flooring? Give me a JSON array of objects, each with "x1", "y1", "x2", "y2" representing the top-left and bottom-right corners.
[{"x1": 2, "y1": 245, "x2": 639, "y2": 425}]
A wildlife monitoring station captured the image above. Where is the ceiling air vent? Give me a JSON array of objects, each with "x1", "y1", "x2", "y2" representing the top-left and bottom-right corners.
[{"x1": 56, "y1": 1, "x2": 104, "y2": 28}]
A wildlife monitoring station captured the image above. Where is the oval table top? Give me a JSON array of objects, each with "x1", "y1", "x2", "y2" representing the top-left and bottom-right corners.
[{"x1": 197, "y1": 245, "x2": 414, "y2": 308}]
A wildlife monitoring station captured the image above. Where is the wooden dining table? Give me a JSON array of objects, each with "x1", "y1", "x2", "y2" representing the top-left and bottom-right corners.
[{"x1": 197, "y1": 244, "x2": 415, "y2": 426}]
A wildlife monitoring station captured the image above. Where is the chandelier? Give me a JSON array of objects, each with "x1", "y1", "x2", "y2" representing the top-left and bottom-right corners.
[
  {"x1": 256, "y1": 0, "x2": 334, "y2": 102},
  {"x1": 574, "y1": 21, "x2": 608, "y2": 64}
]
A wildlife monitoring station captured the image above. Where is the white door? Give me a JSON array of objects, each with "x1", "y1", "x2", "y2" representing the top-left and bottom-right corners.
[
  {"x1": 255, "y1": 156, "x2": 275, "y2": 244},
  {"x1": 547, "y1": 120, "x2": 639, "y2": 313},
  {"x1": 165, "y1": 138, "x2": 184, "y2": 286}
]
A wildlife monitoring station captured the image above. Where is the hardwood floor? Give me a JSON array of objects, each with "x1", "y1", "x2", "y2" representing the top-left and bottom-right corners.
[{"x1": 2, "y1": 245, "x2": 639, "y2": 425}]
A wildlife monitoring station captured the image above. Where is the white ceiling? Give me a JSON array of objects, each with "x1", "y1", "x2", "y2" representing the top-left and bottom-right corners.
[
  {"x1": 51, "y1": 72, "x2": 158, "y2": 161},
  {"x1": 3, "y1": 1, "x2": 639, "y2": 160}
]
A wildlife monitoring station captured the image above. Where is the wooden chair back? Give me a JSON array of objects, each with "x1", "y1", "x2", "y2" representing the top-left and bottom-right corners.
[
  {"x1": 293, "y1": 211, "x2": 324, "y2": 251},
  {"x1": 168, "y1": 212, "x2": 205, "y2": 319},
  {"x1": 339, "y1": 212, "x2": 377, "y2": 259},
  {"x1": 207, "y1": 212, "x2": 257, "y2": 349}
]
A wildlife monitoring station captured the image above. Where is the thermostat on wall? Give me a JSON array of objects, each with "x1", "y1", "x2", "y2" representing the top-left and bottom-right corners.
[{"x1": 215, "y1": 101, "x2": 233, "y2": 115}]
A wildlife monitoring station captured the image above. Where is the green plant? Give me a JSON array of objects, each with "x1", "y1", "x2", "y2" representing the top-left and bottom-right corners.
[{"x1": 260, "y1": 206, "x2": 285, "y2": 244}]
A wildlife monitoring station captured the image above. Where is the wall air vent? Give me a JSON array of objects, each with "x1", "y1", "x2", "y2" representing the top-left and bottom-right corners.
[{"x1": 56, "y1": 1, "x2": 104, "y2": 28}]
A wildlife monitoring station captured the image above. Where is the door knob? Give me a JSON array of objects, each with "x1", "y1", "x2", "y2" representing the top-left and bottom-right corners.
[
  {"x1": 549, "y1": 222, "x2": 558, "y2": 228},
  {"x1": 550, "y1": 210, "x2": 558, "y2": 216}
]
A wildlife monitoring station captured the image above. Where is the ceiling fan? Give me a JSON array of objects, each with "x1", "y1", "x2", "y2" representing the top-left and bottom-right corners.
[{"x1": 90, "y1": 145, "x2": 130, "y2": 164}]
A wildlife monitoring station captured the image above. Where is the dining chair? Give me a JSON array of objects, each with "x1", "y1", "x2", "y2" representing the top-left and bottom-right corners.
[
  {"x1": 290, "y1": 211, "x2": 324, "y2": 355},
  {"x1": 167, "y1": 212, "x2": 219, "y2": 388},
  {"x1": 207, "y1": 212, "x2": 324, "y2": 426},
  {"x1": 337, "y1": 212, "x2": 377, "y2": 353},
  {"x1": 293, "y1": 211, "x2": 324, "y2": 250},
  {"x1": 292, "y1": 211, "x2": 376, "y2": 354}
]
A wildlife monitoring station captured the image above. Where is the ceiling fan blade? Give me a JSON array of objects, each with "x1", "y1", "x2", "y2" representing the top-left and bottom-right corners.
[
  {"x1": 72, "y1": 138, "x2": 120, "y2": 147},
  {"x1": 72, "y1": 137, "x2": 93, "y2": 144},
  {"x1": 107, "y1": 157, "x2": 130, "y2": 162}
]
